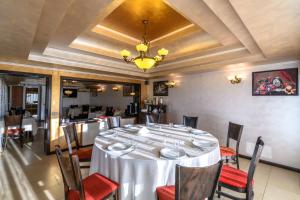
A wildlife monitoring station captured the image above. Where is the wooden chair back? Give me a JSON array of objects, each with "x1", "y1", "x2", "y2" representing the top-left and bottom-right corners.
[
  {"x1": 183, "y1": 116, "x2": 198, "y2": 128},
  {"x1": 226, "y1": 122, "x2": 243, "y2": 152},
  {"x1": 55, "y1": 145, "x2": 77, "y2": 199},
  {"x1": 108, "y1": 116, "x2": 121, "y2": 129},
  {"x1": 247, "y1": 137, "x2": 264, "y2": 191},
  {"x1": 4, "y1": 114, "x2": 23, "y2": 128},
  {"x1": 63, "y1": 123, "x2": 80, "y2": 155},
  {"x1": 71, "y1": 155, "x2": 85, "y2": 200},
  {"x1": 175, "y1": 160, "x2": 223, "y2": 200}
]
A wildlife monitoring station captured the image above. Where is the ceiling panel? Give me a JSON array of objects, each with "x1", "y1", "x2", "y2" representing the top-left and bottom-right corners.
[{"x1": 100, "y1": 0, "x2": 192, "y2": 41}]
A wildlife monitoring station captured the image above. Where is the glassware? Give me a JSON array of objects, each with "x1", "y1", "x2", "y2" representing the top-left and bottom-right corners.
[
  {"x1": 187, "y1": 126, "x2": 193, "y2": 141},
  {"x1": 169, "y1": 123, "x2": 174, "y2": 128}
]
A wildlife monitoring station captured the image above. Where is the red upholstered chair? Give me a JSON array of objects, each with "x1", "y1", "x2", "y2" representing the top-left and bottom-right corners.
[
  {"x1": 4, "y1": 114, "x2": 24, "y2": 148},
  {"x1": 220, "y1": 122, "x2": 243, "y2": 169},
  {"x1": 63, "y1": 123, "x2": 92, "y2": 168},
  {"x1": 55, "y1": 145, "x2": 119, "y2": 200},
  {"x1": 217, "y1": 137, "x2": 264, "y2": 200},
  {"x1": 156, "y1": 160, "x2": 223, "y2": 200}
]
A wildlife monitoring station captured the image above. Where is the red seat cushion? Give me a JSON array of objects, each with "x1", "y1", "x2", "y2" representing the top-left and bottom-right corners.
[
  {"x1": 156, "y1": 185, "x2": 175, "y2": 200},
  {"x1": 219, "y1": 165, "x2": 253, "y2": 189},
  {"x1": 83, "y1": 173, "x2": 119, "y2": 200},
  {"x1": 73, "y1": 148, "x2": 92, "y2": 161},
  {"x1": 220, "y1": 146, "x2": 236, "y2": 157},
  {"x1": 6, "y1": 128, "x2": 23, "y2": 135},
  {"x1": 68, "y1": 190, "x2": 80, "y2": 200}
]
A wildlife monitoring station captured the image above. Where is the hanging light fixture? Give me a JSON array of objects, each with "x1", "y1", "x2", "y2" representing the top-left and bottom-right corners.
[
  {"x1": 120, "y1": 20, "x2": 169, "y2": 71},
  {"x1": 130, "y1": 85, "x2": 136, "y2": 96}
]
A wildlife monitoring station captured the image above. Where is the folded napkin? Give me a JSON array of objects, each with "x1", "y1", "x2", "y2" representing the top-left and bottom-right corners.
[{"x1": 138, "y1": 127, "x2": 150, "y2": 135}]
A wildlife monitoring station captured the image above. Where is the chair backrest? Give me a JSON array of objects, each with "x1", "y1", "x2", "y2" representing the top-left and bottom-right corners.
[
  {"x1": 4, "y1": 114, "x2": 23, "y2": 128},
  {"x1": 82, "y1": 105, "x2": 89, "y2": 112},
  {"x1": 105, "y1": 107, "x2": 114, "y2": 116},
  {"x1": 226, "y1": 122, "x2": 243, "y2": 148},
  {"x1": 71, "y1": 155, "x2": 85, "y2": 200},
  {"x1": 146, "y1": 113, "x2": 160, "y2": 124},
  {"x1": 175, "y1": 160, "x2": 223, "y2": 200},
  {"x1": 63, "y1": 123, "x2": 80, "y2": 155},
  {"x1": 107, "y1": 116, "x2": 120, "y2": 129},
  {"x1": 183, "y1": 116, "x2": 198, "y2": 128},
  {"x1": 247, "y1": 137, "x2": 264, "y2": 190},
  {"x1": 55, "y1": 146, "x2": 77, "y2": 195}
]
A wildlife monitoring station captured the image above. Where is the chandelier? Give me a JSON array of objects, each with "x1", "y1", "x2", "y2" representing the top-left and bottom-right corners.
[{"x1": 120, "y1": 20, "x2": 169, "y2": 71}]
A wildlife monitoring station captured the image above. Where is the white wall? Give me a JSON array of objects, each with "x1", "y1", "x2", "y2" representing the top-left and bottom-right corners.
[
  {"x1": 62, "y1": 85, "x2": 133, "y2": 111},
  {"x1": 147, "y1": 60, "x2": 300, "y2": 169},
  {"x1": 62, "y1": 91, "x2": 90, "y2": 107},
  {"x1": 90, "y1": 85, "x2": 133, "y2": 110}
]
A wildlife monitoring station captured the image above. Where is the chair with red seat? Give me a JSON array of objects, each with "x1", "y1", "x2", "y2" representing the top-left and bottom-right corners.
[
  {"x1": 63, "y1": 123, "x2": 92, "y2": 168},
  {"x1": 4, "y1": 114, "x2": 24, "y2": 149},
  {"x1": 55, "y1": 145, "x2": 119, "y2": 200},
  {"x1": 220, "y1": 122, "x2": 243, "y2": 169},
  {"x1": 217, "y1": 136, "x2": 264, "y2": 200},
  {"x1": 156, "y1": 160, "x2": 223, "y2": 200}
]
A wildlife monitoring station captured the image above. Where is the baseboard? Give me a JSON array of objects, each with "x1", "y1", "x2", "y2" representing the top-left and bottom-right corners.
[{"x1": 239, "y1": 154, "x2": 300, "y2": 173}]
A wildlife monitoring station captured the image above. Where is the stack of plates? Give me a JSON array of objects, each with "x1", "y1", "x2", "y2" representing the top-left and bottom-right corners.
[
  {"x1": 106, "y1": 142, "x2": 134, "y2": 156},
  {"x1": 160, "y1": 148, "x2": 186, "y2": 160},
  {"x1": 99, "y1": 130, "x2": 115, "y2": 137}
]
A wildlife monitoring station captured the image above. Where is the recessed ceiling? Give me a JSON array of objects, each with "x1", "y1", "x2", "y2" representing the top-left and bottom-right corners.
[
  {"x1": 100, "y1": 0, "x2": 193, "y2": 41},
  {"x1": 0, "y1": 0, "x2": 299, "y2": 79}
]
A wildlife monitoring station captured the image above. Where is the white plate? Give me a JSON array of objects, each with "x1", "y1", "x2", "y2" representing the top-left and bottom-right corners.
[
  {"x1": 107, "y1": 142, "x2": 132, "y2": 152},
  {"x1": 99, "y1": 130, "x2": 115, "y2": 137},
  {"x1": 191, "y1": 129, "x2": 207, "y2": 135},
  {"x1": 174, "y1": 124, "x2": 186, "y2": 128},
  {"x1": 192, "y1": 140, "x2": 215, "y2": 148},
  {"x1": 125, "y1": 126, "x2": 140, "y2": 134},
  {"x1": 160, "y1": 148, "x2": 186, "y2": 159},
  {"x1": 123, "y1": 124, "x2": 133, "y2": 128}
]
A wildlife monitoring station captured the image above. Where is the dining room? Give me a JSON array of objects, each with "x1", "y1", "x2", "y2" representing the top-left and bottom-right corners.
[{"x1": 0, "y1": 0, "x2": 300, "y2": 200}]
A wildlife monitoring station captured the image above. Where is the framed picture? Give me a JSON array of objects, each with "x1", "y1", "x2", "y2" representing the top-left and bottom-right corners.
[
  {"x1": 153, "y1": 81, "x2": 168, "y2": 96},
  {"x1": 123, "y1": 85, "x2": 132, "y2": 96},
  {"x1": 252, "y1": 68, "x2": 298, "y2": 96}
]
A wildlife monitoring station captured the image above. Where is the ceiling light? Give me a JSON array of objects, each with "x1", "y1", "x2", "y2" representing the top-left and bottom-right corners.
[{"x1": 120, "y1": 20, "x2": 168, "y2": 71}]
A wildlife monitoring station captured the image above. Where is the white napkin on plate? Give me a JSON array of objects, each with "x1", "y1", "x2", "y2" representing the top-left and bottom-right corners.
[{"x1": 138, "y1": 126, "x2": 150, "y2": 135}]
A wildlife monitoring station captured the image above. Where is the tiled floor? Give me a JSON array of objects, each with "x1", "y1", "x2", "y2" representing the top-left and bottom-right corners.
[{"x1": 0, "y1": 132, "x2": 299, "y2": 200}]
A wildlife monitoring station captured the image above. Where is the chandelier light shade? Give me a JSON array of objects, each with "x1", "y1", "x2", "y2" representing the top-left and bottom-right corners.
[{"x1": 120, "y1": 20, "x2": 168, "y2": 71}]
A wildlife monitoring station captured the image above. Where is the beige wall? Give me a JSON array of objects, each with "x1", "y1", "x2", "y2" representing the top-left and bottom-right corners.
[
  {"x1": 0, "y1": 63, "x2": 147, "y2": 152},
  {"x1": 147, "y1": 60, "x2": 300, "y2": 169}
]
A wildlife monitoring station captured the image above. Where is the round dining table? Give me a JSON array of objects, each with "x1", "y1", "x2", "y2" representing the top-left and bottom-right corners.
[{"x1": 89, "y1": 124, "x2": 220, "y2": 200}]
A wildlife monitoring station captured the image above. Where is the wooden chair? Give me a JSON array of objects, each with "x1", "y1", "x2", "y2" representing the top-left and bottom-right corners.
[
  {"x1": 156, "y1": 160, "x2": 223, "y2": 200},
  {"x1": 107, "y1": 116, "x2": 120, "y2": 129},
  {"x1": 217, "y1": 137, "x2": 264, "y2": 200},
  {"x1": 183, "y1": 115, "x2": 198, "y2": 128},
  {"x1": 220, "y1": 122, "x2": 243, "y2": 169},
  {"x1": 62, "y1": 123, "x2": 92, "y2": 168},
  {"x1": 4, "y1": 114, "x2": 24, "y2": 148},
  {"x1": 55, "y1": 146, "x2": 119, "y2": 200}
]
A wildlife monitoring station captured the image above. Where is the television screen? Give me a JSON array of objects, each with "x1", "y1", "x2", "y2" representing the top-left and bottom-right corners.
[{"x1": 63, "y1": 88, "x2": 78, "y2": 98}]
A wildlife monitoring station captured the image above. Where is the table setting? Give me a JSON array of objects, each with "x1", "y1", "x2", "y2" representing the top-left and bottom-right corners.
[{"x1": 89, "y1": 123, "x2": 220, "y2": 200}]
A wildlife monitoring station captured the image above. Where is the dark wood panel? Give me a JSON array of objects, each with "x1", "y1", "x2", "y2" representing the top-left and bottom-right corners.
[{"x1": 11, "y1": 86, "x2": 23, "y2": 108}]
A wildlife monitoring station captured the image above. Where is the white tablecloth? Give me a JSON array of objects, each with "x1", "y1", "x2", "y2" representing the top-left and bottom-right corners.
[
  {"x1": 68, "y1": 108, "x2": 82, "y2": 118},
  {"x1": 90, "y1": 124, "x2": 220, "y2": 200}
]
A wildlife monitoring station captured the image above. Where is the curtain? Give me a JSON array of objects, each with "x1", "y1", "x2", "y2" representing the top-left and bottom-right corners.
[{"x1": 0, "y1": 78, "x2": 8, "y2": 119}]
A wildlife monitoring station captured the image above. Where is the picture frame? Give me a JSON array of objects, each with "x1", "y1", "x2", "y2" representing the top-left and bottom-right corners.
[
  {"x1": 252, "y1": 68, "x2": 298, "y2": 96},
  {"x1": 153, "y1": 81, "x2": 168, "y2": 96}
]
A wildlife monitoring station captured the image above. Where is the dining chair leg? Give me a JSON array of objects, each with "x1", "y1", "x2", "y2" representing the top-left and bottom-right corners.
[
  {"x1": 236, "y1": 155, "x2": 240, "y2": 169},
  {"x1": 19, "y1": 133, "x2": 24, "y2": 148},
  {"x1": 114, "y1": 189, "x2": 119, "y2": 200},
  {"x1": 217, "y1": 185, "x2": 221, "y2": 198}
]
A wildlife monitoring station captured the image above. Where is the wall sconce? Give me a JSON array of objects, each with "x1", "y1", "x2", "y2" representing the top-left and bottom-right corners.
[
  {"x1": 97, "y1": 87, "x2": 103, "y2": 93},
  {"x1": 228, "y1": 75, "x2": 242, "y2": 84},
  {"x1": 112, "y1": 86, "x2": 119, "y2": 91},
  {"x1": 165, "y1": 81, "x2": 176, "y2": 88}
]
